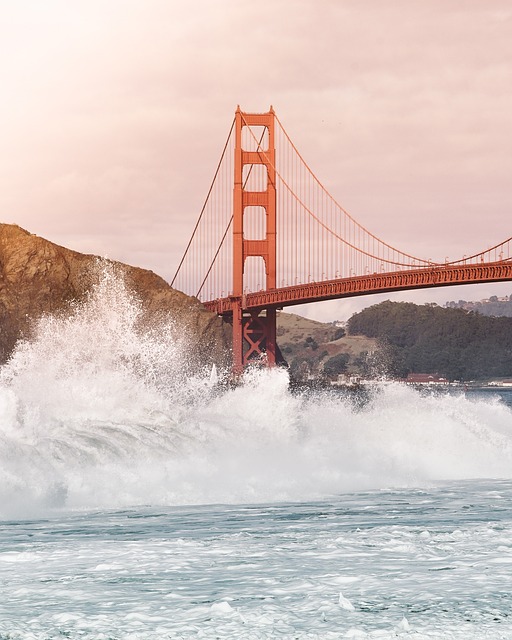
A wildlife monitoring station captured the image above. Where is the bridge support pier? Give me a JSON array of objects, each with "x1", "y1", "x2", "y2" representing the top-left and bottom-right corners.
[{"x1": 231, "y1": 302, "x2": 277, "y2": 375}]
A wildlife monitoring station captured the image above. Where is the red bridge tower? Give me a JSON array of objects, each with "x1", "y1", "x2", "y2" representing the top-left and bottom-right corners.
[{"x1": 231, "y1": 107, "x2": 277, "y2": 373}]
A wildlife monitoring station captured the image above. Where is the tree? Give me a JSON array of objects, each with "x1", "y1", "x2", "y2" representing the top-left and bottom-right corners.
[
  {"x1": 331, "y1": 327, "x2": 346, "y2": 341},
  {"x1": 304, "y1": 336, "x2": 319, "y2": 350},
  {"x1": 323, "y1": 353, "x2": 350, "y2": 377}
]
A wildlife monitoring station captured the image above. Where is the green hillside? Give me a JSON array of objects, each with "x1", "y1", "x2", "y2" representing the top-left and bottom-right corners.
[{"x1": 347, "y1": 301, "x2": 512, "y2": 381}]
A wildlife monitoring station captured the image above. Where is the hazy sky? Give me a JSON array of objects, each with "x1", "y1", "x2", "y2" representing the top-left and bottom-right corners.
[{"x1": 1, "y1": 0, "x2": 511, "y2": 321}]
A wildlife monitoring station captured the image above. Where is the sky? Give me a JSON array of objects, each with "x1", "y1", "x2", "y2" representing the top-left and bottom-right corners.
[{"x1": 1, "y1": 0, "x2": 511, "y2": 322}]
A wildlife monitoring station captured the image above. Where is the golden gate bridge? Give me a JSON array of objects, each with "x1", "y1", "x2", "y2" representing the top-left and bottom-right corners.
[{"x1": 172, "y1": 107, "x2": 512, "y2": 373}]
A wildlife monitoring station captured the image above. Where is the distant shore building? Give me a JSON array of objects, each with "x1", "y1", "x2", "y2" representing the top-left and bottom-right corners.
[
  {"x1": 404, "y1": 373, "x2": 449, "y2": 385},
  {"x1": 488, "y1": 380, "x2": 512, "y2": 387},
  {"x1": 331, "y1": 373, "x2": 362, "y2": 387}
]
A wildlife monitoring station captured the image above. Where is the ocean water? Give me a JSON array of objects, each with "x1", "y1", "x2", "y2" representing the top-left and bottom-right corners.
[{"x1": 1, "y1": 268, "x2": 512, "y2": 639}]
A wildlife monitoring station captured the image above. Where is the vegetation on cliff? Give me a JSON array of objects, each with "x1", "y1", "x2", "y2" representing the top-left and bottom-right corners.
[
  {"x1": 276, "y1": 312, "x2": 378, "y2": 380},
  {"x1": 347, "y1": 301, "x2": 512, "y2": 381}
]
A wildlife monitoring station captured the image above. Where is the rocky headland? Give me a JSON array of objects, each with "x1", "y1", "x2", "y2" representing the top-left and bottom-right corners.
[{"x1": 0, "y1": 224, "x2": 230, "y2": 368}]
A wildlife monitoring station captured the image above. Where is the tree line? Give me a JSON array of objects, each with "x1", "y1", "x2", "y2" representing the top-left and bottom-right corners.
[{"x1": 347, "y1": 301, "x2": 512, "y2": 381}]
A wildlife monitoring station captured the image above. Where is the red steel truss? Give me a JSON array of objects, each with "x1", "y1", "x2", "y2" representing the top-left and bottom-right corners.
[{"x1": 204, "y1": 261, "x2": 512, "y2": 316}]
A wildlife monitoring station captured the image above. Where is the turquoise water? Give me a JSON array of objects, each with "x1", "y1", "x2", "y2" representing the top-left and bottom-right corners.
[
  {"x1": 1, "y1": 269, "x2": 512, "y2": 638},
  {"x1": 2, "y1": 482, "x2": 512, "y2": 638}
]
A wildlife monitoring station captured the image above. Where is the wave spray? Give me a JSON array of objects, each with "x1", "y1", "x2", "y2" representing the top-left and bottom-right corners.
[{"x1": 1, "y1": 266, "x2": 512, "y2": 517}]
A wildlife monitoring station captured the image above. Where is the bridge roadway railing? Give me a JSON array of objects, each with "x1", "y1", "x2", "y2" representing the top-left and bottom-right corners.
[{"x1": 202, "y1": 261, "x2": 512, "y2": 315}]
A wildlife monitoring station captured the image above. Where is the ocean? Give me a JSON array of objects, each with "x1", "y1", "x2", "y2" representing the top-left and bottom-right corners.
[{"x1": 1, "y1": 270, "x2": 512, "y2": 639}]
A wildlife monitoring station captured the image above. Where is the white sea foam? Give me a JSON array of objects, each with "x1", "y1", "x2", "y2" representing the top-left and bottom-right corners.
[
  {"x1": 2, "y1": 488, "x2": 512, "y2": 639},
  {"x1": 1, "y1": 266, "x2": 512, "y2": 517}
]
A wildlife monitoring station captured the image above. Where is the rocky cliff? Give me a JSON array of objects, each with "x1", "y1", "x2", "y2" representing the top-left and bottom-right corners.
[{"x1": 0, "y1": 224, "x2": 230, "y2": 368}]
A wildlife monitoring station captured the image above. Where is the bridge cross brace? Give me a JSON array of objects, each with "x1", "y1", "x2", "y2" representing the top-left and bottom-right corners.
[{"x1": 231, "y1": 302, "x2": 277, "y2": 374}]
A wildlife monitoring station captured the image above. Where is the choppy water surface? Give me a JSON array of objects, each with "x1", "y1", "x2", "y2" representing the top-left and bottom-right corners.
[
  {"x1": 1, "y1": 268, "x2": 512, "y2": 638},
  {"x1": 2, "y1": 484, "x2": 512, "y2": 639}
]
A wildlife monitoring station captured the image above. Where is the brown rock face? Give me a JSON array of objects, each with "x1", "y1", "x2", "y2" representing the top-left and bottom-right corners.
[{"x1": 0, "y1": 224, "x2": 230, "y2": 368}]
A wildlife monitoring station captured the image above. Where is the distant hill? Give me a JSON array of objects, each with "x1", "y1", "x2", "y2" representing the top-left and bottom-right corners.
[
  {"x1": 277, "y1": 312, "x2": 378, "y2": 380},
  {"x1": 446, "y1": 295, "x2": 512, "y2": 318},
  {"x1": 347, "y1": 300, "x2": 512, "y2": 381}
]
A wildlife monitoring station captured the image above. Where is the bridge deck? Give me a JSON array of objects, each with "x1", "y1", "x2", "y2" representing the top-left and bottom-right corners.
[{"x1": 203, "y1": 261, "x2": 512, "y2": 315}]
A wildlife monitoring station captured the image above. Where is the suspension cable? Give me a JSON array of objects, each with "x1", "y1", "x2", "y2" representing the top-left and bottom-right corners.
[
  {"x1": 273, "y1": 114, "x2": 430, "y2": 265},
  {"x1": 171, "y1": 117, "x2": 235, "y2": 287},
  {"x1": 243, "y1": 118, "x2": 431, "y2": 268},
  {"x1": 195, "y1": 126, "x2": 269, "y2": 298}
]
